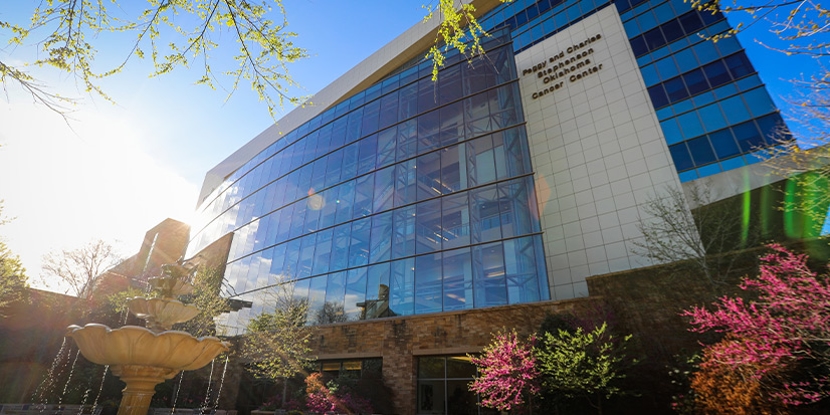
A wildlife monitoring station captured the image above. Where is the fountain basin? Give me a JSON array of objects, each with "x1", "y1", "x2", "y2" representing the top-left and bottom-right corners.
[
  {"x1": 66, "y1": 323, "x2": 228, "y2": 370},
  {"x1": 127, "y1": 298, "x2": 200, "y2": 331}
]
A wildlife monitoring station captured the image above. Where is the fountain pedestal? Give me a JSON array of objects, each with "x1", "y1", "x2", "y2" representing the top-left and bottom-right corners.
[
  {"x1": 111, "y1": 365, "x2": 179, "y2": 415},
  {"x1": 66, "y1": 262, "x2": 229, "y2": 415}
]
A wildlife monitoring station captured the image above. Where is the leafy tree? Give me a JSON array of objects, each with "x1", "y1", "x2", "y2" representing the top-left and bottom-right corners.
[
  {"x1": 242, "y1": 284, "x2": 315, "y2": 407},
  {"x1": 40, "y1": 239, "x2": 121, "y2": 300},
  {"x1": 684, "y1": 244, "x2": 830, "y2": 407},
  {"x1": 304, "y1": 372, "x2": 373, "y2": 415},
  {"x1": 177, "y1": 266, "x2": 231, "y2": 337},
  {"x1": 2, "y1": 0, "x2": 512, "y2": 118},
  {"x1": 0, "y1": 200, "x2": 29, "y2": 317},
  {"x1": 469, "y1": 329, "x2": 540, "y2": 413},
  {"x1": 689, "y1": 338, "x2": 783, "y2": 415},
  {"x1": 535, "y1": 322, "x2": 634, "y2": 415},
  {"x1": 0, "y1": 240, "x2": 29, "y2": 317}
]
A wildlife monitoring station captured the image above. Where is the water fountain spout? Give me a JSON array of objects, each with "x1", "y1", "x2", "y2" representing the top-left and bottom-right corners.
[{"x1": 66, "y1": 261, "x2": 229, "y2": 415}]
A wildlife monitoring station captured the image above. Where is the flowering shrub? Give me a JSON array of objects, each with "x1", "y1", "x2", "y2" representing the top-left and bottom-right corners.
[
  {"x1": 469, "y1": 330, "x2": 540, "y2": 412},
  {"x1": 304, "y1": 372, "x2": 373, "y2": 414},
  {"x1": 684, "y1": 244, "x2": 830, "y2": 407}
]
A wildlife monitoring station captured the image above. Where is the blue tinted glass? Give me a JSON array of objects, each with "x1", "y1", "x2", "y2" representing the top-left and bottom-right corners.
[
  {"x1": 369, "y1": 211, "x2": 393, "y2": 263},
  {"x1": 696, "y1": 162, "x2": 722, "y2": 178},
  {"x1": 443, "y1": 248, "x2": 473, "y2": 311},
  {"x1": 643, "y1": 27, "x2": 666, "y2": 50},
  {"x1": 663, "y1": 77, "x2": 689, "y2": 102},
  {"x1": 669, "y1": 142, "x2": 694, "y2": 171},
  {"x1": 692, "y1": 40, "x2": 719, "y2": 65},
  {"x1": 720, "y1": 95, "x2": 751, "y2": 124},
  {"x1": 732, "y1": 121, "x2": 764, "y2": 152},
  {"x1": 683, "y1": 68, "x2": 708, "y2": 95},
  {"x1": 415, "y1": 252, "x2": 443, "y2": 314},
  {"x1": 697, "y1": 103, "x2": 727, "y2": 132},
  {"x1": 630, "y1": 36, "x2": 648, "y2": 56},
  {"x1": 473, "y1": 242, "x2": 507, "y2": 307},
  {"x1": 755, "y1": 113, "x2": 788, "y2": 143},
  {"x1": 641, "y1": 64, "x2": 660, "y2": 86},
  {"x1": 389, "y1": 257, "x2": 415, "y2": 315},
  {"x1": 655, "y1": 57, "x2": 680, "y2": 79},
  {"x1": 637, "y1": 11, "x2": 658, "y2": 32},
  {"x1": 648, "y1": 84, "x2": 669, "y2": 108},
  {"x1": 660, "y1": 118, "x2": 683, "y2": 144},
  {"x1": 678, "y1": 11, "x2": 704, "y2": 33},
  {"x1": 724, "y1": 52, "x2": 754, "y2": 78},
  {"x1": 687, "y1": 136, "x2": 717, "y2": 165},
  {"x1": 742, "y1": 88, "x2": 776, "y2": 117},
  {"x1": 709, "y1": 129, "x2": 740, "y2": 158},
  {"x1": 677, "y1": 111, "x2": 704, "y2": 138},
  {"x1": 674, "y1": 48, "x2": 698, "y2": 73}
]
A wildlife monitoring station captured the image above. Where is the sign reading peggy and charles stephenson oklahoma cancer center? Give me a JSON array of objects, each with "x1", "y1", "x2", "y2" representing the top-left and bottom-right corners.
[{"x1": 522, "y1": 33, "x2": 604, "y2": 100}]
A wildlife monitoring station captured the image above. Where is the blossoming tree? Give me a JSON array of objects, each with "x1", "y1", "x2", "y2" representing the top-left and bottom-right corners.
[{"x1": 685, "y1": 244, "x2": 830, "y2": 407}]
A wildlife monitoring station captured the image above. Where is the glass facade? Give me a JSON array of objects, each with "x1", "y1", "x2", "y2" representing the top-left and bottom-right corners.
[
  {"x1": 475, "y1": 0, "x2": 789, "y2": 181},
  {"x1": 189, "y1": 0, "x2": 790, "y2": 335},
  {"x1": 188, "y1": 32, "x2": 549, "y2": 333}
]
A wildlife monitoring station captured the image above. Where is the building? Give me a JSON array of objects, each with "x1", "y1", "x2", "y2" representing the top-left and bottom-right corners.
[{"x1": 185, "y1": 0, "x2": 810, "y2": 413}]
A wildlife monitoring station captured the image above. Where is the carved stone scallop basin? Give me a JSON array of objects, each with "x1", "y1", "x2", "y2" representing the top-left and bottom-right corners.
[
  {"x1": 66, "y1": 324, "x2": 229, "y2": 415},
  {"x1": 127, "y1": 298, "x2": 200, "y2": 330},
  {"x1": 66, "y1": 323, "x2": 228, "y2": 370}
]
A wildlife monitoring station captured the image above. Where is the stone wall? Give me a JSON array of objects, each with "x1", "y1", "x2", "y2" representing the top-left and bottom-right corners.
[{"x1": 308, "y1": 298, "x2": 602, "y2": 415}]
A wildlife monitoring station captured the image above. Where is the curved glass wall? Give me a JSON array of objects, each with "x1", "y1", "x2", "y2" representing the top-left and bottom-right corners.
[{"x1": 188, "y1": 33, "x2": 549, "y2": 333}]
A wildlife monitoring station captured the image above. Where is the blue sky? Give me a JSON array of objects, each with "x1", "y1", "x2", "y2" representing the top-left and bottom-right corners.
[{"x1": 0, "y1": 0, "x2": 821, "y2": 293}]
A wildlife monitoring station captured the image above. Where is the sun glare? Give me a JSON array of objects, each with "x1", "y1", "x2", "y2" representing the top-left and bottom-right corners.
[{"x1": 0, "y1": 102, "x2": 198, "y2": 293}]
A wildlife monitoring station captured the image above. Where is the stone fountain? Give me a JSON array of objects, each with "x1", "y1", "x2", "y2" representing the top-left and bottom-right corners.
[{"x1": 66, "y1": 262, "x2": 230, "y2": 415}]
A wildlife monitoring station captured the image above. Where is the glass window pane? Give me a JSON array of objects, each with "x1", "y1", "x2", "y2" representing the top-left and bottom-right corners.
[
  {"x1": 318, "y1": 272, "x2": 346, "y2": 324},
  {"x1": 364, "y1": 263, "x2": 392, "y2": 319},
  {"x1": 417, "y1": 151, "x2": 443, "y2": 200},
  {"x1": 374, "y1": 165, "x2": 395, "y2": 213},
  {"x1": 307, "y1": 275, "x2": 328, "y2": 324},
  {"x1": 418, "y1": 110, "x2": 441, "y2": 153},
  {"x1": 357, "y1": 134, "x2": 378, "y2": 176},
  {"x1": 313, "y1": 228, "x2": 333, "y2": 275},
  {"x1": 709, "y1": 129, "x2": 740, "y2": 159},
  {"x1": 415, "y1": 252, "x2": 443, "y2": 314},
  {"x1": 439, "y1": 101, "x2": 465, "y2": 148},
  {"x1": 679, "y1": 11, "x2": 704, "y2": 34},
  {"x1": 504, "y1": 237, "x2": 542, "y2": 304},
  {"x1": 724, "y1": 52, "x2": 754, "y2": 78},
  {"x1": 442, "y1": 193, "x2": 470, "y2": 249},
  {"x1": 669, "y1": 142, "x2": 694, "y2": 171},
  {"x1": 703, "y1": 59, "x2": 731, "y2": 88},
  {"x1": 662, "y1": 19, "x2": 684, "y2": 42},
  {"x1": 377, "y1": 126, "x2": 397, "y2": 168},
  {"x1": 663, "y1": 77, "x2": 689, "y2": 102},
  {"x1": 378, "y1": 91, "x2": 399, "y2": 129},
  {"x1": 683, "y1": 68, "x2": 709, "y2": 95},
  {"x1": 687, "y1": 136, "x2": 717, "y2": 165},
  {"x1": 443, "y1": 248, "x2": 473, "y2": 311},
  {"x1": 394, "y1": 159, "x2": 417, "y2": 207},
  {"x1": 473, "y1": 242, "x2": 507, "y2": 307},
  {"x1": 466, "y1": 134, "x2": 497, "y2": 187},
  {"x1": 393, "y1": 205, "x2": 416, "y2": 259},
  {"x1": 369, "y1": 211, "x2": 393, "y2": 263},
  {"x1": 648, "y1": 84, "x2": 669, "y2": 108},
  {"x1": 470, "y1": 185, "x2": 502, "y2": 243},
  {"x1": 336, "y1": 180, "x2": 355, "y2": 224},
  {"x1": 396, "y1": 119, "x2": 418, "y2": 161},
  {"x1": 353, "y1": 173, "x2": 374, "y2": 219},
  {"x1": 331, "y1": 222, "x2": 351, "y2": 271},
  {"x1": 390, "y1": 257, "x2": 415, "y2": 315},
  {"x1": 643, "y1": 27, "x2": 665, "y2": 50},
  {"x1": 349, "y1": 217, "x2": 371, "y2": 268},
  {"x1": 345, "y1": 267, "x2": 367, "y2": 321},
  {"x1": 438, "y1": 63, "x2": 463, "y2": 105},
  {"x1": 440, "y1": 144, "x2": 463, "y2": 194},
  {"x1": 398, "y1": 82, "x2": 419, "y2": 121},
  {"x1": 733, "y1": 121, "x2": 764, "y2": 152},
  {"x1": 416, "y1": 199, "x2": 443, "y2": 254}
]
